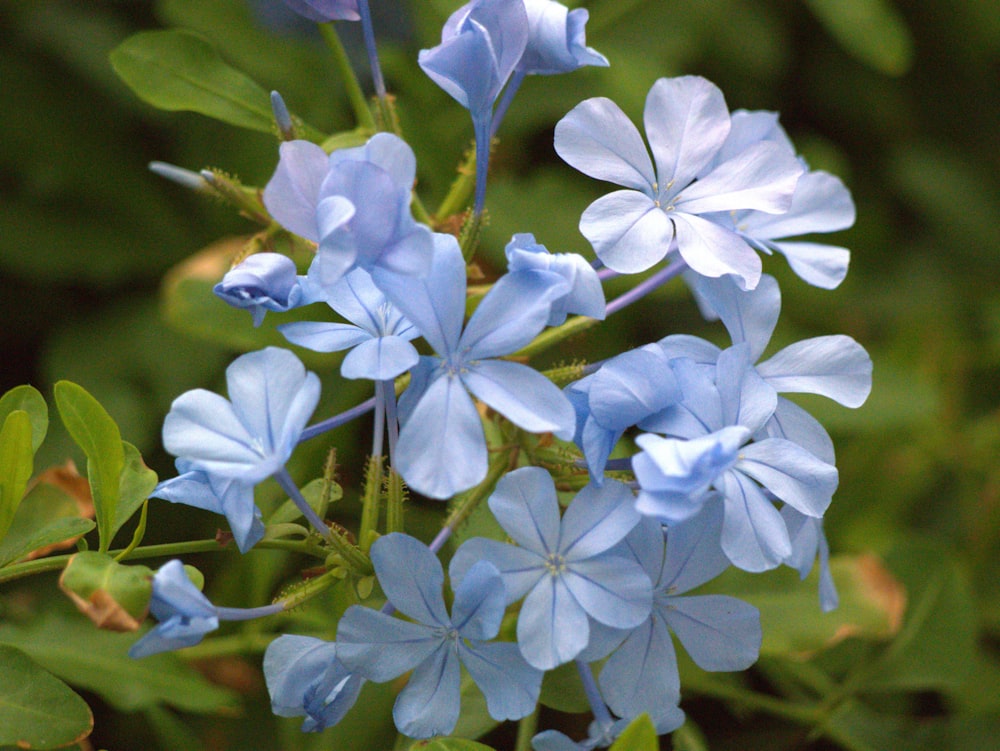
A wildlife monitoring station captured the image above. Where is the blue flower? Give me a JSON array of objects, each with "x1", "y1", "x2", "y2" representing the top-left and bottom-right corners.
[
  {"x1": 263, "y1": 134, "x2": 434, "y2": 288},
  {"x1": 279, "y1": 268, "x2": 419, "y2": 380},
  {"x1": 336, "y1": 533, "x2": 542, "y2": 739},
  {"x1": 213, "y1": 252, "x2": 305, "y2": 327},
  {"x1": 374, "y1": 233, "x2": 576, "y2": 498},
  {"x1": 517, "y1": 0, "x2": 608, "y2": 76},
  {"x1": 505, "y1": 233, "x2": 605, "y2": 325},
  {"x1": 419, "y1": 0, "x2": 529, "y2": 212},
  {"x1": 782, "y1": 506, "x2": 838, "y2": 611},
  {"x1": 634, "y1": 345, "x2": 839, "y2": 572},
  {"x1": 151, "y1": 460, "x2": 263, "y2": 553},
  {"x1": 596, "y1": 509, "x2": 760, "y2": 724},
  {"x1": 162, "y1": 347, "x2": 321, "y2": 484},
  {"x1": 699, "y1": 110, "x2": 856, "y2": 289},
  {"x1": 554, "y1": 76, "x2": 803, "y2": 289},
  {"x1": 129, "y1": 560, "x2": 218, "y2": 658},
  {"x1": 280, "y1": 0, "x2": 359, "y2": 22},
  {"x1": 264, "y1": 635, "x2": 364, "y2": 732},
  {"x1": 450, "y1": 468, "x2": 651, "y2": 670}
]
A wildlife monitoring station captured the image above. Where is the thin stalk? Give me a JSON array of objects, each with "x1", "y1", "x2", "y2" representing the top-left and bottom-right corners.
[
  {"x1": 318, "y1": 22, "x2": 376, "y2": 133},
  {"x1": 373, "y1": 380, "x2": 387, "y2": 459},
  {"x1": 435, "y1": 147, "x2": 476, "y2": 221},
  {"x1": 385, "y1": 469, "x2": 405, "y2": 535},
  {"x1": 429, "y1": 448, "x2": 515, "y2": 554},
  {"x1": 491, "y1": 71, "x2": 526, "y2": 137},
  {"x1": 274, "y1": 467, "x2": 333, "y2": 542},
  {"x1": 299, "y1": 395, "x2": 376, "y2": 442},
  {"x1": 357, "y1": 0, "x2": 387, "y2": 101},
  {"x1": 576, "y1": 660, "x2": 613, "y2": 726},
  {"x1": 472, "y1": 114, "x2": 492, "y2": 215},
  {"x1": 358, "y1": 455, "x2": 384, "y2": 553},
  {"x1": 604, "y1": 257, "x2": 687, "y2": 316},
  {"x1": 514, "y1": 704, "x2": 539, "y2": 751}
]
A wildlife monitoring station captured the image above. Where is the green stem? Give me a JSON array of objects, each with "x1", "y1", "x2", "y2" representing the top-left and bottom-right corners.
[
  {"x1": 515, "y1": 314, "x2": 601, "y2": 359},
  {"x1": 359, "y1": 455, "x2": 384, "y2": 553},
  {"x1": 682, "y1": 673, "x2": 820, "y2": 725},
  {"x1": 431, "y1": 447, "x2": 516, "y2": 553},
  {"x1": 434, "y1": 145, "x2": 476, "y2": 222},
  {"x1": 114, "y1": 500, "x2": 148, "y2": 562},
  {"x1": 515, "y1": 704, "x2": 539, "y2": 751},
  {"x1": 318, "y1": 22, "x2": 376, "y2": 133},
  {"x1": 385, "y1": 468, "x2": 406, "y2": 535},
  {"x1": 172, "y1": 632, "x2": 275, "y2": 660},
  {"x1": 0, "y1": 537, "x2": 328, "y2": 585}
]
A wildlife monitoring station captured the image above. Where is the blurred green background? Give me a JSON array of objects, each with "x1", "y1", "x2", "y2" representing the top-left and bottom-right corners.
[{"x1": 0, "y1": 0, "x2": 998, "y2": 749}]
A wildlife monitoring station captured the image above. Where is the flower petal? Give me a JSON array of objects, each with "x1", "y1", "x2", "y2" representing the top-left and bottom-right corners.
[
  {"x1": 517, "y1": 575, "x2": 589, "y2": 669},
  {"x1": 459, "y1": 640, "x2": 542, "y2": 721},
  {"x1": 560, "y1": 479, "x2": 642, "y2": 559},
  {"x1": 665, "y1": 594, "x2": 761, "y2": 671},
  {"x1": 263, "y1": 139, "x2": 329, "y2": 241},
  {"x1": 393, "y1": 643, "x2": 461, "y2": 739},
  {"x1": 580, "y1": 190, "x2": 673, "y2": 274},
  {"x1": 563, "y1": 555, "x2": 652, "y2": 628},
  {"x1": 336, "y1": 605, "x2": 439, "y2": 681},
  {"x1": 370, "y1": 534, "x2": 449, "y2": 627},
  {"x1": 757, "y1": 335, "x2": 872, "y2": 407},
  {"x1": 463, "y1": 359, "x2": 576, "y2": 439}
]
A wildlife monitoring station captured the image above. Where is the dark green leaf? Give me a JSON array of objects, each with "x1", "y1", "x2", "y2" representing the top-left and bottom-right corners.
[
  {"x1": 0, "y1": 518, "x2": 96, "y2": 571},
  {"x1": 411, "y1": 739, "x2": 496, "y2": 751},
  {"x1": 109, "y1": 29, "x2": 274, "y2": 132},
  {"x1": 0, "y1": 386, "x2": 48, "y2": 453},
  {"x1": 539, "y1": 659, "x2": 589, "y2": 713},
  {"x1": 805, "y1": 0, "x2": 914, "y2": 75},
  {"x1": 54, "y1": 381, "x2": 124, "y2": 553},
  {"x1": 0, "y1": 610, "x2": 237, "y2": 714},
  {"x1": 0, "y1": 644, "x2": 93, "y2": 749}
]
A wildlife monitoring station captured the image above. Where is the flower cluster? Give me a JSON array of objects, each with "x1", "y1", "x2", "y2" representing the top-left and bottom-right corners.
[{"x1": 135, "y1": 0, "x2": 871, "y2": 747}]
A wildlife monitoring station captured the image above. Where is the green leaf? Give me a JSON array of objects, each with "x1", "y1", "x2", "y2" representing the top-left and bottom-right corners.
[
  {"x1": 863, "y1": 539, "x2": 978, "y2": 693},
  {"x1": 824, "y1": 698, "x2": 921, "y2": 751},
  {"x1": 702, "y1": 554, "x2": 905, "y2": 656},
  {"x1": 0, "y1": 644, "x2": 93, "y2": 749},
  {"x1": 54, "y1": 381, "x2": 124, "y2": 553},
  {"x1": 109, "y1": 29, "x2": 274, "y2": 132},
  {"x1": 113, "y1": 442, "x2": 157, "y2": 541},
  {"x1": 0, "y1": 411, "x2": 35, "y2": 542},
  {"x1": 0, "y1": 610, "x2": 237, "y2": 714},
  {"x1": 538, "y1": 659, "x2": 589, "y2": 712},
  {"x1": 805, "y1": 0, "x2": 914, "y2": 76},
  {"x1": 0, "y1": 518, "x2": 96, "y2": 571},
  {"x1": 609, "y1": 714, "x2": 658, "y2": 751},
  {"x1": 0, "y1": 385, "x2": 48, "y2": 453},
  {"x1": 58, "y1": 551, "x2": 153, "y2": 632}
]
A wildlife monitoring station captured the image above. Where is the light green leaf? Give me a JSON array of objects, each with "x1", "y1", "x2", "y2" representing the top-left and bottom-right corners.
[
  {"x1": 609, "y1": 714, "x2": 658, "y2": 751},
  {"x1": 113, "y1": 442, "x2": 157, "y2": 540},
  {"x1": 58, "y1": 551, "x2": 153, "y2": 632},
  {"x1": 109, "y1": 29, "x2": 274, "y2": 132},
  {"x1": 0, "y1": 411, "x2": 35, "y2": 542},
  {"x1": 0, "y1": 644, "x2": 93, "y2": 749},
  {"x1": 805, "y1": 0, "x2": 914, "y2": 76},
  {"x1": 0, "y1": 610, "x2": 237, "y2": 714},
  {"x1": 54, "y1": 381, "x2": 124, "y2": 553},
  {"x1": 268, "y1": 478, "x2": 343, "y2": 526},
  {"x1": 0, "y1": 385, "x2": 48, "y2": 453}
]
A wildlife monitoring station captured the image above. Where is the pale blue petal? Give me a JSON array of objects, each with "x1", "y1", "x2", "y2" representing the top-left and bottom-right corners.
[
  {"x1": 560, "y1": 479, "x2": 641, "y2": 559},
  {"x1": 452, "y1": 560, "x2": 506, "y2": 640},
  {"x1": 517, "y1": 575, "x2": 589, "y2": 669},
  {"x1": 563, "y1": 555, "x2": 652, "y2": 628},
  {"x1": 666, "y1": 594, "x2": 761, "y2": 671},
  {"x1": 460, "y1": 640, "x2": 542, "y2": 720},
  {"x1": 662, "y1": 497, "x2": 730, "y2": 594},
  {"x1": 715, "y1": 344, "x2": 777, "y2": 432},
  {"x1": 463, "y1": 360, "x2": 576, "y2": 439},
  {"x1": 719, "y1": 471, "x2": 790, "y2": 571},
  {"x1": 370, "y1": 534, "x2": 449, "y2": 626},
  {"x1": 354, "y1": 132, "x2": 418, "y2": 194},
  {"x1": 672, "y1": 212, "x2": 762, "y2": 289},
  {"x1": 773, "y1": 240, "x2": 851, "y2": 289},
  {"x1": 518, "y1": 2, "x2": 607, "y2": 75},
  {"x1": 580, "y1": 190, "x2": 673, "y2": 274},
  {"x1": 677, "y1": 141, "x2": 802, "y2": 216},
  {"x1": 737, "y1": 439, "x2": 838, "y2": 518},
  {"x1": 461, "y1": 270, "x2": 568, "y2": 359},
  {"x1": 396, "y1": 357, "x2": 439, "y2": 425},
  {"x1": 212, "y1": 475, "x2": 265, "y2": 553},
  {"x1": 419, "y1": 22, "x2": 501, "y2": 114},
  {"x1": 341, "y1": 336, "x2": 419, "y2": 380},
  {"x1": 691, "y1": 274, "x2": 780, "y2": 361},
  {"x1": 394, "y1": 644, "x2": 461, "y2": 739},
  {"x1": 554, "y1": 97, "x2": 655, "y2": 191},
  {"x1": 577, "y1": 618, "x2": 628, "y2": 662},
  {"x1": 278, "y1": 322, "x2": 370, "y2": 353},
  {"x1": 762, "y1": 397, "x2": 836, "y2": 465},
  {"x1": 744, "y1": 170, "x2": 855, "y2": 238},
  {"x1": 486, "y1": 466, "x2": 561, "y2": 554},
  {"x1": 374, "y1": 233, "x2": 465, "y2": 357},
  {"x1": 374, "y1": 223, "x2": 435, "y2": 277},
  {"x1": 579, "y1": 416, "x2": 621, "y2": 481},
  {"x1": 588, "y1": 346, "x2": 679, "y2": 430},
  {"x1": 282, "y1": 0, "x2": 360, "y2": 22},
  {"x1": 324, "y1": 268, "x2": 387, "y2": 331},
  {"x1": 532, "y1": 730, "x2": 588, "y2": 751},
  {"x1": 655, "y1": 333, "x2": 722, "y2": 365},
  {"x1": 450, "y1": 537, "x2": 545, "y2": 605},
  {"x1": 643, "y1": 75, "x2": 730, "y2": 190},
  {"x1": 336, "y1": 606, "x2": 439, "y2": 681},
  {"x1": 757, "y1": 335, "x2": 872, "y2": 407},
  {"x1": 263, "y1": 139, "x2": 329, "y2": 241},
  {"x1": 394, "y1": 372, "x2": 487, "y2": 499},
  {"x1": 780, "y1": 507, "x2": 838, "y2": 611},
  {"x1": 599, "y1": 614, "x2": 680, "y2": 720}
]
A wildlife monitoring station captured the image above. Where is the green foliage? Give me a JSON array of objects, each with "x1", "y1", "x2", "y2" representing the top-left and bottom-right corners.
[
  {"x1": 109, "y1": 29, "x2": 278, "y2": 134},
  {"x1": 0, "y1": 644, "x2": 93, "y2": 750},
  {"x1": 609, "y1": 714, "x2": 658, "y2": 751},
  {"x1": 0, "y1": 386, "x2": 48, "y2": 453},
  {"x1": 0, "y1": 411, "x2": 35, "y2": 543},
  {"x1": 54, "y1": 382, "x2": 124, "y2": 553},
  {"x1": 58, "y1": 551, "x2": 153, "y2": 631},
  {"x1": 804, "y1": 0, "x2": 914, "y2": 75}
]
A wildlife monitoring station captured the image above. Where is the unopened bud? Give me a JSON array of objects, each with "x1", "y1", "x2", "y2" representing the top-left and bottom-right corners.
[
  {"x1": 149, "y1": 161, "x2": 212, "y2": 193},
  {"x1": 271, "y1": 90, "x2": 296, "y2": 141}
]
